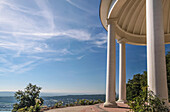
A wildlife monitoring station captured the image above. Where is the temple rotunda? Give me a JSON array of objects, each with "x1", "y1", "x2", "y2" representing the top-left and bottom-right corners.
[{"x1": 100, "y1": 0, "x2": 170, "y2": 107}]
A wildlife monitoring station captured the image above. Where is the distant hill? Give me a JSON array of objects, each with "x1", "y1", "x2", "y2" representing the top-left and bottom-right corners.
[
  {"x1": 0, "y1": 91, "x2": 105, "y2": 97},
  {"x1": 0, "y1": 91, "x2": 66, "y2": 96}
]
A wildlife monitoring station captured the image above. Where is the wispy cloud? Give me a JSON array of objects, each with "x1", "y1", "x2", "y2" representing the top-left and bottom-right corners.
[
  {"x1": 77, "y1": 55, "x2": 85, "y2": 60},
  {"x1": 0, "y1": 30, "x2": 91, "y2": 41},
  {"x1": 34, "y1": 0, "x2": 55, "y2": 31},
  {"x1": 0, "y1": 0, "x2": 105, "y2": 75},
  {"x1": 92, "y1": 33, "x2": 107, "y2": 48},
  {"x1": 0, "y1": 56, "x2": 38, "y2": 74},
  {"x1": 66, "y1": 0, "x2": 90, "y2": 13}
]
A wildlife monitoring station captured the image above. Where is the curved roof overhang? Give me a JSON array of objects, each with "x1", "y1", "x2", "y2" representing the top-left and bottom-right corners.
[{"x1": 100, "y1": 0, "x2": 170, "y2": 45}]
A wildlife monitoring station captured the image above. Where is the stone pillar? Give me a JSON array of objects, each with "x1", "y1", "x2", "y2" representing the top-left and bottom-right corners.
[
  {"x1": 117, "y1": 40, "x2": 127, "y2": 103},
  {"x1": 104, "y1": 19, "x2": 117, "y2": 107},
  {"x1": 146, "y1": 0, "x2": 169, "y2": 106}
]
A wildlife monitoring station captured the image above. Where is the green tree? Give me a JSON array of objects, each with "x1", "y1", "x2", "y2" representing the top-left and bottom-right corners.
[
  {"x1": 127, "y1": 52, "x2": 170, "y2": 101},
  {"x1": 126, "y1": 71, "x2": 147, "y2": 101},
  {"x1": 166, "y1": 52, "x2": 170, "y2": 101},
  {"x1": 12, "y1": 83, "x2": 44, "y2": 112},
  {"x1": 128, "y1": 91, "x2": 169, "y2": 112}
]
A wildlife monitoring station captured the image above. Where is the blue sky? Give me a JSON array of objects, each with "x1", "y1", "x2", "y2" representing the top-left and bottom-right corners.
[{"x1": 0, "y1": 0, "x2": 170, "y2": 95}]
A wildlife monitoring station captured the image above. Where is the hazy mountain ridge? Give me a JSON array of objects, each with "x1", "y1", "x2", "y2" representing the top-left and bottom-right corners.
[{"x1": 0, "y1": 91, "x2": 105, "y2": 97}]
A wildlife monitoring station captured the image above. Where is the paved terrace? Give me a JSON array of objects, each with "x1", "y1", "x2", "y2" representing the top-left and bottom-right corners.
[{"x1": 46, "y1": 103, "x2": 130, "y2": 112}]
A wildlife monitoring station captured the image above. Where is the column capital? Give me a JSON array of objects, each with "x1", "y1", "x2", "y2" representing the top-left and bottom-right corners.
[
  {"x1": 106, "y1": 18, "x2": 117, "y2": 25},
  {"x1": 117, "y1": 38, "x2": 127, "y2": 44}
]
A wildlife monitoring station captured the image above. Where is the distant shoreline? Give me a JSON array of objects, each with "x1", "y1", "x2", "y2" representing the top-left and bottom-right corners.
[
  {"x1": 0, "y1": 91, "x2": 105, "y2": 97},
  {"x1": 0, "y1": 94, "x2": 105, "y2": 111}
]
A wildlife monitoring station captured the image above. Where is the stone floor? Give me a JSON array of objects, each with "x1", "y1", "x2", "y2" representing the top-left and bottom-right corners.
[{"x1": 46, "y1": 103, "x2": 130, "y2": 112}]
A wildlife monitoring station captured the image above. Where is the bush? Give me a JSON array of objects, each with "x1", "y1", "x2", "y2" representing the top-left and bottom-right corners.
[
  {"x1": 79, "y1": 99, "x2": 86, "y2": 105},
  {"x1": 97, "y1": 99, "x2": 104, "y2": 103},
  {"x1": 74, "y1": 99, "x2": 79, "y2": 105},
  {"x1": 89, "y1": 100, "x2": 94, "y2": 105},
  {"x1": 65, "y1": 104, "x2": 69, "y2": 107},
  {"x1": 33, "y1": 101, "x2": 41, "y2": 112},
  {"x1": 93, "y1": 100, "x2": 99, "y2": 104},
  {"x1": 77, "y1": 99, "x2": 103, "y2": 106},
  {"x1": 69, "y1": 103, "x2": 74, "y2": 106},
  {"x1": 12, "y1": 83, "x2": 44, "y2": 112},
  {"x1": 128, "y1": 91, "x2": 169, "y2": 112},
  {"x1": 126, "y1": 72, "x2": 147, "y2": 101},
  {"x1": 55, "y1": 101, "x2": 63, "y2": 108}
]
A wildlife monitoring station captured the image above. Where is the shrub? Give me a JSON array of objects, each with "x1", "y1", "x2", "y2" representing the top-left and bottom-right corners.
[
  {"x1": 97, "y1": 99, "x2": 104, "y2": 103},
  {"x1": 12, "y1": 83, "x2": 43, "y2": 112},
  {"x1": 74, "y1": 99, "x2": 79, "y2": 105},
  {"x1": 93, "y1": 100, "x2": 99, "y2": 104},
  {"x1": 89, "y1": 100, "x2": 94, "y2": 105},
  {"x1": 65, "y1": 104, "x2": 69, "y2": 107},
  {"x1": 55, "y1": 101, "x2": 63, "y2": 108},
  {"x1": 128, "y1": 91, "x2": 169, "y2": 112},
  {"x1": 69, "y1": 103, "x2": 74, "y2": 106},
  {"x1": 77, "y1": 99, "x2": 103, "y2": 106},
  {"x1": 33, "y1": 101, "x2": 41, "y2": 112},
  {"x1": 28, "y1": 106, "x2": 34, "y2": 112},
  {"x1": 85, "y1": 100, "x2": 89, "y2": 105},
  {"x1": 126, "y1": 72, "x2": 147, "y2": 101},
  {"x1": 79, "y1": 99, "x2": 86, "y2": 105}
]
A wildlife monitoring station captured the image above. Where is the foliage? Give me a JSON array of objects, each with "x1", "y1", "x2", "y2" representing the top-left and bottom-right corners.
[
  {"x1": 54, "y1": 101, "x2": 63, "y2": 108},
  {"x1": 126, "y1": 52, "x2": 170, "y2": 111},
  {"x1": 12, "y1": 83, "x2": 44, "y2": 112},
  {"x1": 55, "y1": 99, "x2": 103, "y2": 107},
  {"x1": 69, "y1": 103, "x2": 74, "y2": 106},
  {"x1": 97, "y1": 99, "x2": 104, "y2": 103},
  {"x1": 166, "y1": 52, "x2": 170, "y2": 101},
  {"x1": 128, "y1": 87, "x2": 148, "y2": 112},
  {"x1": 126, "y1": 52, "x2": 170, "y2": 101},
  {"x1": 75, "y1": 99, "x2": 103, "y2": 105},
  {"x1": 74, "y1": 99, "x2": 79, "y2": 105},
  {"x1": 126, "y1": 71, "x2": 147, "y2": 101},
  {"x1": 65, "y1": 104, "x2": 69, "y2": 107},
  {"x1": 41, "y1": 99, "x2": 104, "y2": 111},
  {"x1": 79, "y1": 99, "x2": 86, "y2": 105},
  {"x1": 76, "y1": 99, "x2": 103, "y2": 105},
  {"x1": 128, "y1": 91, "x2": 169, "y2": 112},
  {"x1": 33, "y1": 100, "x2": 41, "y2": 112},
  {"x1": 89, "y1": 100, "x2": 94, "y2": 105}
]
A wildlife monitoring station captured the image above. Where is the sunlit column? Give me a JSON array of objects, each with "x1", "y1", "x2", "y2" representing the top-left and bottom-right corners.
[
  {"x1": 146, "y1": 0, "x2": 169, "y2": 106},
  {"x1": 117, "y1": 39, "x2": 127, "y2": 103},
  {"x1": 104, "y1": 19, "x2": 117, "y2": 107}
]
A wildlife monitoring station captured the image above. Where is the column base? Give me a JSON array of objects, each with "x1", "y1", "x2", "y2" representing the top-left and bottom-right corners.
[
  {"x1": 104, "y1": 102, "x2": 117, "y2": 108},
  {"x1": 116, "y1": 99, "x2": 127, "y2": 104}
]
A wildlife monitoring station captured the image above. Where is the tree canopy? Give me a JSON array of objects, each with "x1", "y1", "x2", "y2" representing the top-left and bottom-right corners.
[
  {"x1": 126, "y1": 71, "x2": 147, "y2": 101},
  {"x1": 166, "y1": 52, "x2": 170, "y2": 101},
  {"x1": 12, "y1": 83, "x2": 44, "y2": 112},
  {"x1": 126, "y1": 52, "x2": 170, "y2": 101}
]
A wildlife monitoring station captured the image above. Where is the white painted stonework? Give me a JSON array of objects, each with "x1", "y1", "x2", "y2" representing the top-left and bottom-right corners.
[
  {"x1": 104, "y1": 20, "x2": 117, "y2": 107},
  {"x1": 146, "y1": 0, "x2": 169, "y2": 106},
  {"x1": 100, "y1": 0, "x2": 170, "y2": 107},
  {"x1": 117, "y1": 40, "x2": 127, "y2": 103}
]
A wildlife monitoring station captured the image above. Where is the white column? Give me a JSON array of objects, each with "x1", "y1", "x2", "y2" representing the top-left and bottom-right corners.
[
  {"x1": 146, "y1": 0, "x2": 169, "y2": 106},
  {"x1": 104, "y1": 19, "x2": 117, "y2": 107},
  {"x1": 117, "y1": 40, "x2": 127, "y2": 103}
]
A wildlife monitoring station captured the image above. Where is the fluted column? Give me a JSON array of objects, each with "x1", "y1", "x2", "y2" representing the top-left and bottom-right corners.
[
  {"x1": 117, "y1": 39, "x2": 127, "y2": 103},
  {"x1": 146, "y1": 0, "x2": 169, "y2": 106},
  {"x1": 104, "y1": 19, "x2": 117, "y2": 107}
]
